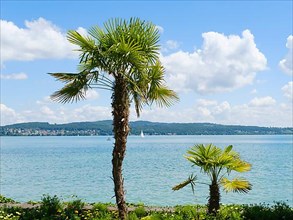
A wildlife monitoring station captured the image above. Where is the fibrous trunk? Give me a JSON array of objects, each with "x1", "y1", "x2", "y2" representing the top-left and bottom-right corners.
[
  {"x1": 208, "y1": 181, "x2": 220, "y2": 215},
  {"x1": 112, "y1": 74, "x2": 129, "y2": 220}
]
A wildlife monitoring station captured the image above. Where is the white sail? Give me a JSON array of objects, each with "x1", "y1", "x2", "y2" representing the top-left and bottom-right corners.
[{"x1": 140, "y1": 130, "x2": 144, "y2": 138}]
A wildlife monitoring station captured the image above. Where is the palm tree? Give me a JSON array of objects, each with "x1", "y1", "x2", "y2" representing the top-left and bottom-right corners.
[
  {"x1": 49, "y1": 18, "x2": 178, "y2": 219},
  {"x1": 172, "y1": 144, "x2": 252, "y2": 215}
]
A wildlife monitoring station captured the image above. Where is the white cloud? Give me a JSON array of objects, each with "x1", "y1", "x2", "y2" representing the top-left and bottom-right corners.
[
  {"x1": 155, "y1": 25, "x2": 164, "y2": 34},
  {"x1": 279, "y1": 35, "x2": 293, "y2": 75},
  {"x1": 84, "y1": 90, "x2": 99, "y2": 100},
  {"x1": 166, "y1": 40, "x2": 180, "y2": 50},
  {"x1": 76, "y1": 27, "x2": 88, "y2": 36},
  {"x1": 1, "y1": 97, "x2": 292, "y2": 127},
  {"x1": 0, "y1": 18, "x2": 78, "y2": 63},
  {"x1": 135, "y1": 98, "x2": 291, "y2": 127},
  {"x1": 197, "y1": 98, "x2": 218, "y2": 106},
  {"x1": 282, "y1": 81, "x2": 293, "y2": 100},
  {"x1": 0, "y1": 73, "x2": 28, "y2": 80},
  {"x1": 0, "y1": 104, "x2": 24, "y2": 125},
  {"x1": 36, "y1": 96, "x2": 53, "y2": 105},
  {"x1": 1, "y1": 103, "x2": 112, "y2": 126},
  {"x1": 40, "y1": 106, "x2": 55, "y2": 115},
  {"x1": 249, "y1": 96, "x2": 276, "y2": 107},
  {"x1": 161, "y1": 30, "x2": 267, "y2": 94}
]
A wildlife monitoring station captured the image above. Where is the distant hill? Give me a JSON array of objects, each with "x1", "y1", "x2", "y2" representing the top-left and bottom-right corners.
[{"x1": 1, "y1": 120, "x2": 292, "y2": 136}]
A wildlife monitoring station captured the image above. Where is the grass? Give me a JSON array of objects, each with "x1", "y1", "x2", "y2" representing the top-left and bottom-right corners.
[{"x1": 0, "y1": 195, "x2": 292, "y2": 219}]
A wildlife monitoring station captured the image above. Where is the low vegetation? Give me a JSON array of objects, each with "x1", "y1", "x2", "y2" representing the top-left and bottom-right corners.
[{"x1": 0, "y1": 195, "x2": 292, "y2": 219}]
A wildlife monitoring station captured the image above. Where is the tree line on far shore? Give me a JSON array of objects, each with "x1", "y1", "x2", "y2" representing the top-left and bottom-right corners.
[{"x1": 1, "y1": 120, "x2": 292, "y2": 136}]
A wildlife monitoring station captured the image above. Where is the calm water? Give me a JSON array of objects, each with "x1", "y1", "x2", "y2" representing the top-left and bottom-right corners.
[{"x1": 0, "y1": 135, "x2": 292, "y2": 206}]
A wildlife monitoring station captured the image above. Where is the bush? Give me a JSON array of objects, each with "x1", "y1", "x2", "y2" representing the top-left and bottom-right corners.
[
  {"x1": 174, "y1": 205, "x2": 205, "y2": 220},
  {"x1": 242, "y1": 202, "x2": 293, "y2": 220},
  {"x1": 64, "y1": 198, "x2": 85, "y2": 219},
  {"x1": 0, "y1": 195, "x2": 16, "y2": 204},
  {"x1": 0, "y1": 209, "x2": 20, "y2": 220},
  {"x1": 91, "y1": 202, "x2": 117, "y2": 219},
  {"x1": 39, "y1": 194, "x2": 63, "y2": 219},
  {"x1": 133, "y1": 206, "x2": 147, "y2": 218},
  {"x1": 127, "y1": 212, "x2": 139, "y2": 220}
]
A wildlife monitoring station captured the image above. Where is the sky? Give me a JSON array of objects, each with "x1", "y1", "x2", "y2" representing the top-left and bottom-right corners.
[{"x1": 0, "y1": 0, "x2": 292, "y2": 127}]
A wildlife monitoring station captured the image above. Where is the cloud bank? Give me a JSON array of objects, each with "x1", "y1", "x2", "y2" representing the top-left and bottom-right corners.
[
  {"x1": 0, "y1": 18, "x2": 77, "y2": 63},
  {"x1": 161, "y1": 30, "x2": 267, "y2": 94},
  {"x1": 1, "y1": 95, "x2": 291, "y2": 127}
]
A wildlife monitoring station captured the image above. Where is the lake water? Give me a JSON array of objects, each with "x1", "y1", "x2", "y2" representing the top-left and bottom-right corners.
[{"x1": 0, "y1": 135, "x2": 292, "y2": 206}]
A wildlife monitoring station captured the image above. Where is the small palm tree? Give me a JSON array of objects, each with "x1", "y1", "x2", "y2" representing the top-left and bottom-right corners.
[
  {"x1": 173, "y1": 144, "x2": 252, "y2": 215},
  {"x1": 49, "y1": 18, "x2": 178, "y2": 219}
]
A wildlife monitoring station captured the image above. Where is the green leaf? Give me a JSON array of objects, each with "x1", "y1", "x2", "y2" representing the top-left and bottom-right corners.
[
  {"x1": 221, "y1": 177, "x2": 252, "y2": 193},
  {"x1": 172, "y1": 174, "x2": 197, "y2": 193}
]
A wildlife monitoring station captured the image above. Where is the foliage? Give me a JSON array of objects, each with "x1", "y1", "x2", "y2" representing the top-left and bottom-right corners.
[
  {"x1": 90, "y1": 203, "x2": 118, "y2": 219},
  {"x1": 64, "y1": 198, "x2": 85, "y2": 219},
  {"x1": 242, "y1": 202, "x2": 293, "y2": 220},
  {"x1": 1, "y1": 195, "x2": 292, "y2": 219},
  {"x1": 39, "y1": 194, "x2": 63, "y2": 219},
  {"x1": 173, "y1": 144, "x2": 252, "y2": 214},
  {"x1": 49, "y1": 17, "x2": 178, "y2": 112},
  {"x1": 0, "y1": 195, "x2": 17, "y2": 204},
  {"x1": 133, "y1": 206, "x2": 147, "y2": 218}
]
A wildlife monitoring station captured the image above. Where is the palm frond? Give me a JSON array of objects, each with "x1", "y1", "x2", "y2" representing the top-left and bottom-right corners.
[
  {"x1": 67, "y1": 30, "x2": 96, "y2": 51},
  {"x1": 145, "y1": 62, "x2": 179, "y2": 107},
  {"x1": 50, "y1": 71, "x2": 102, "y2": 103},
  {"x1": 185, "y1": 144, "x2": 221, "y2": 171},
  {"x1": 229, "y1": 160, "x2": 252, "y2": 173},
  {"x1": 172, "y1": 174, "x2": 197, "y2": 194},
  {"x1": 149, "y1": 86, "x2": 179, "y2": 107},
  {"x1": 50, "y1": 72, "x2": 88, "y2": 103},
  {"x1": 224, "y1": 145, "x2": 233, "y2": 153},
  {"x1": 48, "y1": 73, "x2": 79, "y2": 83},
  {"x1": 50, "y1": 83, "x2": 87, "y2": 103},
  {"x1": 221, "y1": 177, "x2": 252, "y2": 193}
]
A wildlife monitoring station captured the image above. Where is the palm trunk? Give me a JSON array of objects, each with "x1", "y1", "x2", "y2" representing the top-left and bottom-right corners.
[
  {"x1": 112, "y1": 74, "x2": 129, "y2": 220},
  {"x1": 208, "y1": 181, "x2": 220, "y2": 215}
]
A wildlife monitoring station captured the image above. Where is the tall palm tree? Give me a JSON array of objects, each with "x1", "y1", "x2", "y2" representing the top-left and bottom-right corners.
[
  {"x1": 173, "y1": 144, "x2": 252, "y2": 215},
  {"x1": 49, "y1": 18, "x2": 178, "y2": 219}
]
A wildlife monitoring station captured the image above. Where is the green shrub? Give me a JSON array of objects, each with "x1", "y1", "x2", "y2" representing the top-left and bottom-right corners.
[
  {"x1": 271, "y1": 201, "x2": 293, "y2": 219},
  {"x1": 174, "y1": 205, "x2": 203, "y2": 220},
  {"x1": 127, "y1": 212, "x2": 139, "y2": 220},
  {"x1": 216, "y1": 205, "x2": 243, "y2": 220},
  {"x1": 19, "y1": 208, "x2": 43, "y2": 220},
  {"x1": 91, "y1": 202, "x2": 118, "y2": 219},
  {"x1": 0, "y1": 195, "x2": 16, "y2": 204},
  {"x1": 242, "y1": 202, "x2": 293, "y2": 220},
  {"x1": 39, "y1": 194, "x2": 63, "y2": 219},
  {"x1": 0, "y1": 209, "x2": 20, "y2": 220},
  {"x1": 64, "y1": 198, "x2": 85, "y2": 219},
  {"x1": 134, "y1": 206, "x2": 147, "y2": 218}
]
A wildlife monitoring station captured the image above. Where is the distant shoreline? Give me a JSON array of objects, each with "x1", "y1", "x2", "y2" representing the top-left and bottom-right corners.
[
  {"x1": 1, "y1": 120, "x2": 292, "y2": 136},
  {"x1": 1, "y1": 133, "x2": 293, "y2": 137}
]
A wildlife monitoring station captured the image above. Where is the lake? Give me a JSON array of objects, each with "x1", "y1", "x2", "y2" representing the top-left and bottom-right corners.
[{"x1": 0, "y1": 135, "x2": 292, "y2": 206}]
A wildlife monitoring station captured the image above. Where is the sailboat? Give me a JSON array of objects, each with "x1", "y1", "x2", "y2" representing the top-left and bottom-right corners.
[{"x1": 140, "y1": 130, "x2": 144, "y2": 138}]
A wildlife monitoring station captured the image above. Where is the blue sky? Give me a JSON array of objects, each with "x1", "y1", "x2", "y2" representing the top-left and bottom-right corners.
[{"x1": 1, "y1": 0, "x2": 292, "y2": 127}]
